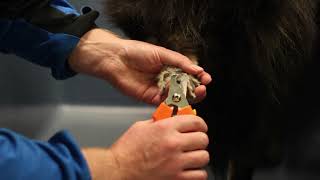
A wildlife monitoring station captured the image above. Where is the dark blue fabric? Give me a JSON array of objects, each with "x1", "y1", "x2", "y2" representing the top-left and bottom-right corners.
[
  {"x1": 0, "y1": 129, "x2": 91, "y2": 180},
  {"x1": 0, "y1": 19, "x2": 79, "y2": 79},
  {"x1": 0, "y1": 0, "x2": 83, "y2": 79}
]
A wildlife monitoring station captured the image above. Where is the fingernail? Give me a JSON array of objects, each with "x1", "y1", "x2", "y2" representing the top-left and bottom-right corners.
[{"x1": 192, "y1": 65, "x2": 203, "y2": 72}]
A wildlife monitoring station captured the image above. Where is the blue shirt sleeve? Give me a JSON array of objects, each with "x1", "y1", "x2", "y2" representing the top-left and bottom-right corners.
[
  {"x1": 0, "y1": 0, "x2": 99, "y2": 79},
  {"x1": 0, "y1": 19, "x2": 79, "y2": 79},
  {"x1": 0, "y1": 128, "x2": 91, "y2": 180}
]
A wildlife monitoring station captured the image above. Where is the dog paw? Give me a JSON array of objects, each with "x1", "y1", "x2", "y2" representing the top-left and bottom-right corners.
[{"x1": 157, "y1": 66, "x2": 200, "y2": 102}]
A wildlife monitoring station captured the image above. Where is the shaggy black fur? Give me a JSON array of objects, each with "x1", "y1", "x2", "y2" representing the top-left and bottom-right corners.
[{"x1": 104, "y1": 0, "x2": 320, "y2": 179}]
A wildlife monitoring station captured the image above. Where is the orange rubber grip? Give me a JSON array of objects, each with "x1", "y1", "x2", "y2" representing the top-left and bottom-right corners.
[
  {"x1": 153, "y1": 103, "x2": 197, "y2": 121},
  {"x1": 177, "y1": 105, "x2": 197, "y2": 116},
  {"x1": 153, "y1": 102, "x2": 173, "y2": 121}
]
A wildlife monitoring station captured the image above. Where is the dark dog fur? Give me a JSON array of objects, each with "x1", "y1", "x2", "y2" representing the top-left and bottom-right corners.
[{"x1": 104, "y1": 0, "x2": 320, "y2": 179}]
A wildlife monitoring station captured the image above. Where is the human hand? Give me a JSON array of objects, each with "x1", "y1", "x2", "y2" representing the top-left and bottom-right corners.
[
  {"x1": 68, "y1": 28, "x2": 212, "y2": 104},
  {"x1": 82, "y1": 115, "x2": 210, "y2": 180}
]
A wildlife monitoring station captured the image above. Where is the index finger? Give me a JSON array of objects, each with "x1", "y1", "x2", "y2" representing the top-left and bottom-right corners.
[{"x1": 171, "y1": 115, "x2": 208, "y2": 133}]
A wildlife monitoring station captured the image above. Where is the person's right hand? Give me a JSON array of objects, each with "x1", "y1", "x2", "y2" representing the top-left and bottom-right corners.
[{"x1": 83, "y1": 115, "x2": 210, "y2": 180}]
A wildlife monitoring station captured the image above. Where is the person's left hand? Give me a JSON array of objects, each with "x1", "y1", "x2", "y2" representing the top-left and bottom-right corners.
[{"x1": 69, "y1": 28, "x2": 212, "y2": 104}]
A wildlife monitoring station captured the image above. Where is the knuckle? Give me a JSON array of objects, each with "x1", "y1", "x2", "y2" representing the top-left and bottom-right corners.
[
  {"x1": 201, "y1": 151, "x2": 210, "y2": 165},
  {"x1": 158, "y1": 46, "x2": 167, "y2": 52},
  {"x1": 192, "y1": 118, "x2": 206, "y2": 130},
  {"x1": 199, "y1": 133, "x2": 209, "y2": 148},
  {"x1": 165, "y1": 137, "x2": 181, "y2": 151},
  {"x1": 195, "y1": 151, "x2": 210, "y2": 165},
  {"x1": 192, "y1": 117, "x2": 202, "y2": 127},
  {"x1": 198, "y1": 119, "x2": 208, "y2": 132},
  {"x1": 177, "y1": 59, "x2": 185, "y2": 66},
  {"x1": 152, "y1": 48, "x2": 162, "y2": 61},
  {"x1": 156, "y1": 120, "x2": 172, "y2": 131},
  {"x1": 117, "y1": 44, "x2": 129, "y2": 59},
  {"x1": 198, "y1": 170, "x2": 208, "y2": 180}
]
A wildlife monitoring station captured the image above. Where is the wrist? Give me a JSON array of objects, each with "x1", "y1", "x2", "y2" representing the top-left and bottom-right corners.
[
  {"x1": 82, "y1": 148, "x2": 126, "y2": 180},
  {"x1": 68, "y1": 28, "x2": 126, "y2": 81}
]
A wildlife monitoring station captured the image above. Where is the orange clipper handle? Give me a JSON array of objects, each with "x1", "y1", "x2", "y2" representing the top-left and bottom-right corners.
[
  {"x1": 153, "y1": 102, "x2": 173, "y2": 121},
  {"x1": 177, "y1": 105, "x2": 197, "y2": 116},
  {"x1": 153, "y1": 103, "x2": 197, "y2": 121}
]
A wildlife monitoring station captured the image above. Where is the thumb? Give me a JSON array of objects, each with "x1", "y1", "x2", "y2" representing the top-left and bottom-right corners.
[{"x1": 156, "y1": 46, "x2": 204, "y2": 75}]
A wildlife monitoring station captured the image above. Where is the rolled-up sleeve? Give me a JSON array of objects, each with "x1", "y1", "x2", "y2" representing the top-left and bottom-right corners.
[
  {"x1": 0, "y1": 0, "x2": 99, "y2": 79},
  {"x1": 0, "y1": 128, "x2": 91, "y2": 180}
]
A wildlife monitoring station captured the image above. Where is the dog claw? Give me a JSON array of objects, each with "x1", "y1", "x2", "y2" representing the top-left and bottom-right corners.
[{"x1": 157, "y1": 66, "x2": 200, "y2": 102}]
